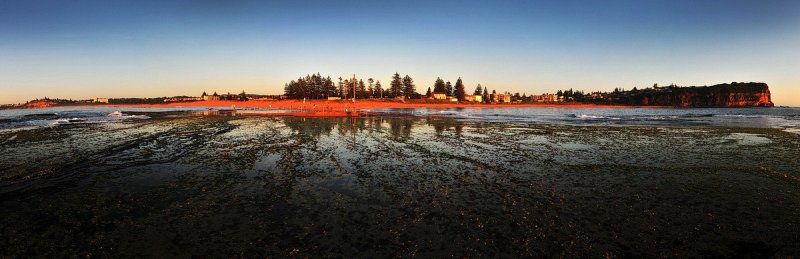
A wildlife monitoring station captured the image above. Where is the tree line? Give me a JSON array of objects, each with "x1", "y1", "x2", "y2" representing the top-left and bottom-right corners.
[
  {"x1": 285, "y1": 73, "x2": 498, "y2": 102},
  {"x1": 284, "y1": 72, "x2": 424, "y2": 100}
]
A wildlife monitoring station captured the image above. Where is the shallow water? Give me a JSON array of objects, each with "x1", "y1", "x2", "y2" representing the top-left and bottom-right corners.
[
  {"x1": 1, "y1": 112, "x2": 799, "y2": 257},
  {"x1": 369, "y1": 107, "x2": 800, "y2": 129}
]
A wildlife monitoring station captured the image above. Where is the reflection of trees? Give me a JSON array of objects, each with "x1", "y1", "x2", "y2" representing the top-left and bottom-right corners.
[
  {"x1": 365, "y1": 117, "x2": 384, "y2": 133},
  {"x1": 282, "y1": 117, "x2": 337, "y2": 143},
  {"x1": 388, "y1": 118, "x2": 413, "y2": 141},
  {"x1": 425, "y1": 117, "x2": 464, "y2": 137},
  {"x1": 281, "y1": 116, "x2": 465, "y2": 142}
]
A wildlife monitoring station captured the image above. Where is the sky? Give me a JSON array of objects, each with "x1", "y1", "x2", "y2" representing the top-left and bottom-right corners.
[{"x1": 1, "y1": 0, "x2": 799, "y2": 105}]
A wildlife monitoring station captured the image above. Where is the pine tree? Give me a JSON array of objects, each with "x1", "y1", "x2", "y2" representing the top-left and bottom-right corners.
[
  {"x1": 375, "y1": 81, "x2": 384, "y2": 98},
  {"x1": 343, "y1": 79, "x2": 350, "y2": 99},
  {"x1": 390, "y1": 73, "x2": 403, "y2": 98},
  {"x1": 425, "y1": 87, "x2": 432, "y2": 97},
  {"x1": 402, "y1": 75, "x2": 416, "y2": 98},
  {"x1": 474, "y1": 84, "x2": 482, "y2": 95},
  {"x1": 454, "y1": 77, "x2": 466, "y2": 101},
  {"x1": 338, "y1": 77, "x2": 344, "y2": 97},
  {"x1": 325, "y1": 76, "x2": 335, "y2": 98},
  {"x1": 358, "y1": 79, "x2": 367, "y2": 99},
  {"x1": 433, "y1": 77, "x2": 446, "y2": 93},
  {"x1": 368, "y1": 78, "x2": 375, "y2": 98},
  {"x1": 445, "y1": 81, "x2": 453, "y2": 96}
]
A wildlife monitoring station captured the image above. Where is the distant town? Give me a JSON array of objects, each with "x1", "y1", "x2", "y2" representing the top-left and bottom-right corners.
[{"x1": 1, "y1": 73, "x2": 774, "y2": 109}]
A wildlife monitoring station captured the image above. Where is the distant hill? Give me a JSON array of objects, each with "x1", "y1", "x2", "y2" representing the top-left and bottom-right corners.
[{"x1": 618, "y1": 82, "x2": 773, "y2": 107}]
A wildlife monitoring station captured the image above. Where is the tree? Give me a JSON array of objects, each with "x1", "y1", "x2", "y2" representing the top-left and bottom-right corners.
[
  {"x1": 358, "y1": 79, "x2": 367, "y2": 99},
  {"x1": 389, "y1": 72, "x2": 403, "y2": 98},
  {"x1": 433, "y1": 77, "x2": 446, "y2": 93},
  {"x1": 445, "y1": 81, "x2": 453, "y2": 96},
  {"x1": 402, "y1": 75, "x2": 416, "y2": 98},
  {"x1": 425, "y1": 87, "x2": 432, "y2": 98},
  {"x1": 342, "y1": 79, "x2": 350, "y2": 99},
  {"x1": 367, "y1": 78, "x2": 375, "y2": 98},
  {"x1": 482, "y1": 88, "x2": 489, "y2": 103},
  {"x1": 454, "y1": 77, "x2": 466, "y2": 101},
  {"x1": 374, "y1": 80, "x2": 383, "y2": 98},
  {"x1": 474, "y1": 84, "x2": 482, "y2": 95},
  {"x1": 325, "y1": 76, "x2": 335, "y2": 98},
  {"x1": 337, "y1": 77, "x2": 344, "y2": 97}
]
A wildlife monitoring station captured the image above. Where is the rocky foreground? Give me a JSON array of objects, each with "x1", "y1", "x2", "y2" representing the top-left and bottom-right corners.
[{"x1": 0, "y1": 114, "x2": 798, "y2": 257}]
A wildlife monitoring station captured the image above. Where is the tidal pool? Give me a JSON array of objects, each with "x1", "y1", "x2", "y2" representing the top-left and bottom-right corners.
[{"x1": 1, "y1": 113, "x2": 798, "y2": 257}]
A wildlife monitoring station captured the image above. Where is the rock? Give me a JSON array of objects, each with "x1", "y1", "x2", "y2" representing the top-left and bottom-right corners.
[{"x1": 627, "y1": 82, "x2": 774, "y2": 107}]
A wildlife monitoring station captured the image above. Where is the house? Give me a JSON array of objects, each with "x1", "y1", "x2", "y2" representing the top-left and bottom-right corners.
[
  {"x1": 432, "y1": 92, "x2": 447, "y2": 100},
  {"x1": 447, "y1": 97, "x2": 459, "y2": 102},
  {"x1": 493, "y1": 94, "x2": 511, "y2": 103},
  {"x1": 93, "y1": 98, "x2": 109, "y2": 103},
  {"x1": 531, "y1": 93, "x2": 559, "y2": 103},
  {"x1": 464, "y1": 95, "x2": 483, "y2": 102},
  {"x1": 327, "y1": 96, "x2": 342, "y2": 101},
  {"x1": 203, "y1": 92, "x2": 221, "y2": 101}
]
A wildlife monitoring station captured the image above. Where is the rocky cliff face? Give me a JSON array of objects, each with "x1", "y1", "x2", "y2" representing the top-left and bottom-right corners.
[{"x1": 630, "y1": 82, "x2": 773, "y2": 107}]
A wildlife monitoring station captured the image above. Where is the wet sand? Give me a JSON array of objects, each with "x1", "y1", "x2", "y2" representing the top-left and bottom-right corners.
[{"x1": 1, "y1": 113, "x2": 798, "y2": 257}]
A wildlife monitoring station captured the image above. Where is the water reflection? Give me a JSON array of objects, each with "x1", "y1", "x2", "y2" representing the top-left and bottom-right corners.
[
  {"x1": 426, "y1": 117, "x2": 464, "y2": 137},
  {"x1": 280, "y1": 116, "x2": 468, "y2": 142},
  {"x1": 193, "y1": 109, "x2": 238, "y2": 117}
]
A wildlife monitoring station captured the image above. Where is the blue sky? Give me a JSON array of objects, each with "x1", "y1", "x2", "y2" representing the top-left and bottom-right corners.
[{"x1": 1, "y1": 0, "x2": 798, "y2": 105}]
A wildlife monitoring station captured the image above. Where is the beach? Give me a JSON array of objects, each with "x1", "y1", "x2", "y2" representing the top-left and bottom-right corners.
[{"x1": 1, "y1": 111, "x2": 798, "y2": 257}]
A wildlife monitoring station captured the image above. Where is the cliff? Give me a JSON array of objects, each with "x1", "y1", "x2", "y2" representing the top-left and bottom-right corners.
[{"x1": 625, "y1": 82, "x2": 773, "y2": 107}]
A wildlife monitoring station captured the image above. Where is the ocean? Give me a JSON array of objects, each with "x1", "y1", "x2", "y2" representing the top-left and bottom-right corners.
[{"x1": 369, "y1": 107, "x2": 800, "y2": 129}]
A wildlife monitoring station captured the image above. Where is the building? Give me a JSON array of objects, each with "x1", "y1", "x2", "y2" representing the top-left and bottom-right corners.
[
  {"x1": 531, "y1": 93, "x2": 559, "y2": 103},
  {"x1": 432, "y1": 92, "x2": 447, "y2": 100},
  {"x1": 202, "y1": 92, "x2": 221, "y2": 101},
  {"x1": 93, "y1": 98, "x2": 109, "y2": 103},
  {"x1": 464, "y1": 95, "x2": 483, "y2": 102},
  {"x1": 493, "y1": 94, "x2": 511, "y2": 103},
  {"x1": 327, "y1": 96, "x2": 342, "y2": 101}
]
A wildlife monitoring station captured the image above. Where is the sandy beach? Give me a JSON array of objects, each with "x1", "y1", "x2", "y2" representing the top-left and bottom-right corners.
[{"x1": 1, "y1": 112, "x2": 798, "y2": 257}]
